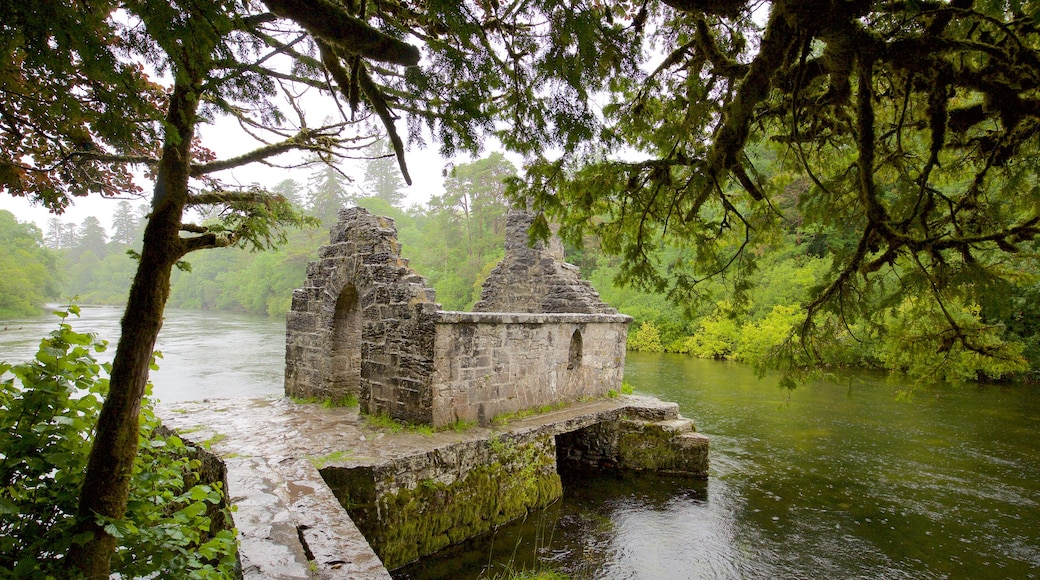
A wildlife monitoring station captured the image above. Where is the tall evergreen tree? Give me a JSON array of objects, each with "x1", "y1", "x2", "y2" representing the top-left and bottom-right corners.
[
  {"x1": 110, "y1": 201, "x2": 138, "y2": 246},
  {"x1": 75, "y1": 216, "x2": 108, "y2": 258},
  {"x1": 306, "y1": 163, "x2": 355, "y2": 224},
  {"x1": 44, "y1": 217, "x2": 65, "y2": 250},
  {"x1": 272, "y1": 178, "x2": 305, "y2": 208},
  {"x1": 362, "y1": 139, "x2": 406, "y2": 206}
]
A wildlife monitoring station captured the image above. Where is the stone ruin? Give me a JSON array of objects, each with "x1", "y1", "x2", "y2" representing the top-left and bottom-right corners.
[{"x1": 284, "y1": 207, "x2": 632, "y2": 427}]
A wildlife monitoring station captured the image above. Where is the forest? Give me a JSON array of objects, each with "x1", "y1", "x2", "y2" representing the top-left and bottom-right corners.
[
  {"x1": 4, "y1": 0, "x2": 1040, "y2": 575},
  {"x1": 5, "y1": 147, "x2": 1039, "y2": 383}
]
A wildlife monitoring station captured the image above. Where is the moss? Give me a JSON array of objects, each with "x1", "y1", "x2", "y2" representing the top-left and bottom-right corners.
[
  {"x1": 356, "y1": 434, "x2": 563, "y2": 570},
  {"x1": 616, "y1": 421, "x2": 687, "y2": 471},
  {"x1": 365, "y1": 413, "x2": 434, "y2": 435},
  {"x1": 291, "y1": 394, "x2": 360, "y2": 408},
  {"x1": 490, "y1": 401, "x2": 568, "y2": 427},
  {"x1": 309, "y1": 449, "x2": 356, "y2": 469},
  {"x1": 436, "y1": 418, "x2": 477, "y2": 433},
  {"x1": 200, "y1": 432, "x2": 226, "y2": 449}
]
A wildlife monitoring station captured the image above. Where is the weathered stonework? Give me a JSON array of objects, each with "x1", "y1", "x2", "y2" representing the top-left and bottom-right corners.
[
  {"x1": 431, "y1": 312, "x2": 629, "y2": 426},
  {"x1": 284, "y1": 207, "x2": 440, "y2": 424},
  {"x1": 263, "y1": 206, "x2": 707, "y2": 572},
  {"x1": 286, "y1": 207, "x2": 631, "y2": 427},
  {"x1": 473, "y1": 210, "x2": 618, "y2": 314},
  {"x1": 323, "y1": 432, "x2": 562, "y2": 570}
]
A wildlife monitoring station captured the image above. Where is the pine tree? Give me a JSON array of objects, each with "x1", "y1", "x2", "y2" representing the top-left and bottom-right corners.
[
  {"x1": 306, "y1": 163, "x2": 355, "y2": 225},
  {"x1": 362, "y1": 139, "x2": 406, "y2": 207},
  {"x1": 111, "y1": 201, "x2": 138, "y2": 246},
  {"x1": 75, "y1": 216, "x2": 108, "y2": 257}
]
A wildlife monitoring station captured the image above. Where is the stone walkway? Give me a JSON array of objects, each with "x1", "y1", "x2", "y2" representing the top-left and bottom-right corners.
[{"x1": 158, "y1": 395, "x2": 698, "y2": 579}]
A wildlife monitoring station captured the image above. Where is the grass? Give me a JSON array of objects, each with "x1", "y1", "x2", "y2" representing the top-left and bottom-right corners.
[
  {"x1": 436, "y1": 418, "x2": 478, "y2": 433},
  {"x1": 365, "y1": 413, "x2": 434, "y2": 436},
  {"x1": 490, "y1": 402, "x2": 568, "y2": 427},
  {"x1": 200, "y1": 432, "x2": 226, "y2": 449},
  {"x1": 309, "y1": 449, "x2": 356, "y2": 469},
  {"x1": 290, "y1": 393, "x2": 360, "y2": 408}
]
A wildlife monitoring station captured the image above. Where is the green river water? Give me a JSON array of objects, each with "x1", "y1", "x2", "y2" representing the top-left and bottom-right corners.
[{"x1": 2, "y1": 307, "x2": 1039, "y2": 579}]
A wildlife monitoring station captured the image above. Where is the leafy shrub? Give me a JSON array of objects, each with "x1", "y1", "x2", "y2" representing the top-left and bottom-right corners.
[
  {"x1": 0, "y1": 307, "x2": 237, "y2": 577},
  {"x1": 687, "y1": 303, "x2": 742, "y2": 359},
  {"x1": 627, "y1": 321, "x2": 664, "y2": 352},
  {"x1": 733, "y1": 304, "x2": 803, "y2": 364}
]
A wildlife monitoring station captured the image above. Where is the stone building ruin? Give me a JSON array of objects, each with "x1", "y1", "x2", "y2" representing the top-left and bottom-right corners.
[{"x1": 285, "y1": 207, "x2": 631, "y2": 427}]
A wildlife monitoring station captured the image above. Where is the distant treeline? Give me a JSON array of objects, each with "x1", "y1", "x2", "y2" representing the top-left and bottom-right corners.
[{"x1": 5, "y1": 152, "x2": 1040, "y2": 381}]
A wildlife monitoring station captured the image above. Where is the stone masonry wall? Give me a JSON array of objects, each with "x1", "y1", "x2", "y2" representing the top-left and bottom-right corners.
[
  {"x1": 286, "y1": 207, "x2": 631, "y2": 427},
  {"x1": 284, "y1": 207, "x2": 440, "y2": 424},
  {"x1": 473, "y1": 210, "x2": 618, "y2": 314},
  {"x1": 430, "y1": 311, "x2": 630, "y2": 427}
]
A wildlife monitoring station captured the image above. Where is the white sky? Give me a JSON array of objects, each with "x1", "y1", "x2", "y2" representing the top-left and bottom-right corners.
[{"x1": 0, "y1": 119, "x2": 452, "y2": 233}]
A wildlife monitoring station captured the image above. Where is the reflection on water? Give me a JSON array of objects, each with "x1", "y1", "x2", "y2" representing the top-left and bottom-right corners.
[
  {"x1": 3, "y1": 311, "x2": 1039, "y2": 578},
  {"x1": 394, "y1": 470, "x2": 718, "y2": 580}
]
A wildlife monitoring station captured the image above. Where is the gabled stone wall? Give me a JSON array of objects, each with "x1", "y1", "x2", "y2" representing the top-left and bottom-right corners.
[
  {"x1": 473, "y1": 210, "x2": 618, "y2": 314},
  {"x1": 284, "y1": 208, "x2": 440, "y2": 424}
]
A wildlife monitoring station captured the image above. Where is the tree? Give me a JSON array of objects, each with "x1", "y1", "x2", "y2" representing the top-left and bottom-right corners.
[
  {"x1": 362, "y1": 139, "x2": 406, "y2": 206},
  {"x1": 306, "y1": 162, "x2": 355, "y2": 224},
  {"x1": 0, "y1": 0, "x2": 441, "y2": 574},
  {"x1": 5, "y1": 0, "x2": 1040, "y2": 572},
  {"x1": 490, "y1": 1, "x2": 1040, "y2": 380},
  {"x1": 0, "y1": 210, "x2": 60, "y2": 316},
  {"x1": 110, "y1": 201, "x2": 138, "y2": 247},
  {"x1": 75, "y1": 216, "x2": 108, "y2": 258},
  {"x1": 272, "y1": 178, "x2": 305, "y2": 208},
  {"x1": 44, "y1": 217, "x2": 65, "y2": 250},
  {"x1": 417, "y1": 153, "x2": 516, "y2": 309}
]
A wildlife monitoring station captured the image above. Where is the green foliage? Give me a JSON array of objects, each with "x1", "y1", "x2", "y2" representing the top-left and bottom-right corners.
[
  {"x1": 732, "y1": 305, "x2": 803, "y2": 365},
  {"x1": 309, "y1": 450, "x2": 355, "y2": 470},
  {"x1": 686, "y1": 305, "x2": 742, "y2": 360},
  {"x1": 876, "y1": 297, "x2": 1027, "y2": 382},
  {"x1": 626, "y1": 321, "x2": 664, "y2": 353},
  {"x1": 0, "y1": 210, "x2": 62, "y2": 317},
  {"x1": 365, "y1": 413, "x2": 434, "y2": 436},
  {"x1": 0, "y1": 309, "x2": 237, "y2": 577}
]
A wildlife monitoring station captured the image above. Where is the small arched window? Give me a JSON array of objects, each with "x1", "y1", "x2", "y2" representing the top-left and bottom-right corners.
[{"x1": 567, "y1": 329, "x2": 583, "y2": 370}]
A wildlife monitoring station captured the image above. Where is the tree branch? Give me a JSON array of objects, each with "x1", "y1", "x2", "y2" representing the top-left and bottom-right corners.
[
  {"x1": 263, "y1": 0, "x2": 420, "y2": 66},
  {"x1": 317, "y1": 39, "x2": 412, "y2": 185},
  {"x1": 190, "y1": 129, "x2": 334, "y2": 176}
]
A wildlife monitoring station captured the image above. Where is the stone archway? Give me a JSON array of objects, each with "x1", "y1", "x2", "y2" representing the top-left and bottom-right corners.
[{"x1": 284, "y1": 208, "x2": 439, "y2": 422}]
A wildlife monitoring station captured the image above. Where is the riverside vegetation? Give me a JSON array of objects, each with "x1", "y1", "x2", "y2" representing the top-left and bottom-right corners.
[
  {"x1": 8, "y1": 150, "x2": 1040, "y2": 384},
  {"x1": 0, "y1": 307, "x2": 237, "y2": 577},
  {"x1": 4, "y1": 2, "x2": 1040, "y2": 575}
]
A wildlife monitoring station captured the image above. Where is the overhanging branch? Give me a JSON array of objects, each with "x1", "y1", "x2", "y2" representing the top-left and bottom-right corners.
[{"x1": 263, "y1": 0, "x2": 420, "y2": 66}]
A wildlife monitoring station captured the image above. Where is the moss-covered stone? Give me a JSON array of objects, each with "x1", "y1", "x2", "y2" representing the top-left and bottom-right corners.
[{"x1": 331, "y1": 434, "x2": 563, "y2": 570}]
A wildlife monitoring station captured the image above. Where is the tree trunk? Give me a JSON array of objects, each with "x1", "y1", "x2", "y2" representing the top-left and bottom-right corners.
[{"x1": 67, "y1": 78, "x2": 198, "y2": 578}]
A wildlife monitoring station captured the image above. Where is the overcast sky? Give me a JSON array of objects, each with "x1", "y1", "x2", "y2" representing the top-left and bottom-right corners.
[{"x1": 0, "y1": 119, "x2": 451, "y2": 234}]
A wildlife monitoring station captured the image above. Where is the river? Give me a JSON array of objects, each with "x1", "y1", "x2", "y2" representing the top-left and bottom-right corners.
[{"x1": 2, "y1": 306, "x2": 1039, "y2": 579}]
